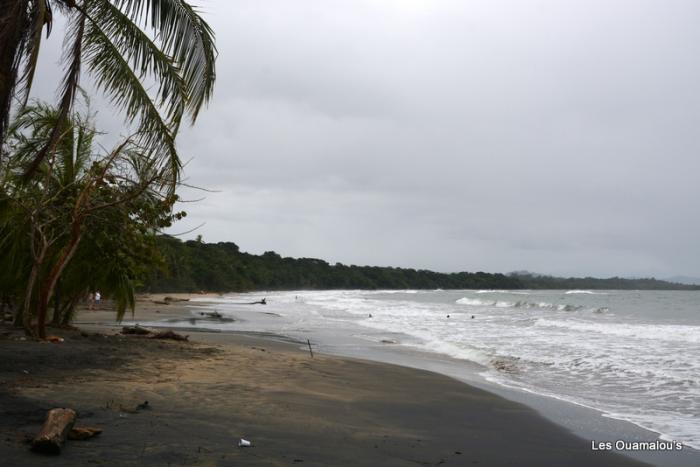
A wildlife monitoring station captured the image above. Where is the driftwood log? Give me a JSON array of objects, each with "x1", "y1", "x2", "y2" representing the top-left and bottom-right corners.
[
  {"x1": 150, "y1": 330, "x2": 189, "y2": 341},
  {"x1": 31, "y1": 408, "x2": 76, "y2": 454},
  {"x1": 164, "y1": 296, "x2": 190, "y2": 302},
  {"x1": 121, "y1": 325, "x2": 152, "y2": 335}
]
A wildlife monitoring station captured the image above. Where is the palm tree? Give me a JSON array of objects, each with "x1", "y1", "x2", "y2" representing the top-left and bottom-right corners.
[
  {"x1": 2, "y1": 101, "x2": 178, "y2": 337},
  {"x1": 0, "y1": 0, "x2": 216, "y2": 183}
]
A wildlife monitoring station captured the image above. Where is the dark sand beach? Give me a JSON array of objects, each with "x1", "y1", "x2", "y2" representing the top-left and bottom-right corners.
[{"x1": 0, "y1": 297, "x2": 646, "y2": 466}]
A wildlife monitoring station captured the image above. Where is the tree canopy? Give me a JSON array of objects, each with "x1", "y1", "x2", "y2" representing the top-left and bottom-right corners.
[
  {"x1": 0, "y1": 0, "x2": 216, "y2": 338},
  {"x1": 1, "y1": 102, "x2": 180, "y2": 337},
  {"x1": 0, "y1": 0, "x2": 216, "y2": 183},
  {"x1": 142, "y1": 237, "x2": 700, "y2": 293}
]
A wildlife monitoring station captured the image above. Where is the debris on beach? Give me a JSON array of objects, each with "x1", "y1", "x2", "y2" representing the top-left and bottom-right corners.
[
  {"x1": 68, "y1": 426, "x2": 102, "y2": 441},
  {"x1": 164, "y1": 296, "x2": 190, "y2": 303},
  {"x1": 153, "y1": 300, "x2": 169, "y2": 305},
  {"x1": 121, "y1": 326, "x2": 188, "y2": 341},
  {"x1": 492, "y1": 357, "x2": 520, "y2": 373},
  {"x1": 46, "y1": 335, "x2": 64, "y2": 343},
  {"x1": 119, "y1": 400, "x2": 150, "y2": 414},
  {"x1": 121, "y1": 325, "x2": 152, "y2": 336},
  {"x1": 380, "y1": 339, "x2": 397, "y2": 344},
  {"x1": 136, "y1": 401, "x2": 150, "y2": 410},
  {"x1": 238, "y1": 438, "x2": 252, "y2": 447},
  {"x1": 150, "y1": 330, "x2": 189, "y2": 341},
  {"x1": 31, "y1": 408, "x2": 76, "y2": 454},
  {"x1": 200, "y1": 311, "x2": 224, "y2": 319}
]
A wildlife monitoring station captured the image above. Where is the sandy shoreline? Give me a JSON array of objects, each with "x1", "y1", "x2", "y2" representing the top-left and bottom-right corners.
[{"x1": 1, "y1": 295, "x2": 649, "y2": 466}]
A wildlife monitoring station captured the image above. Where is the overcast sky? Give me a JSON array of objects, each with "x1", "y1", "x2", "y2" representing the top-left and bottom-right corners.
[{"x1": 33, "y1": 0, "x2": 700, "y2": 277}]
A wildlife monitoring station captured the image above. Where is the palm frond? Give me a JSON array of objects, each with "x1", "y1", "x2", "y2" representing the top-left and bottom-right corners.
[
  {"x1": 84, "y1": 0, "x2": 188, "y2": 124},
  {"x1": 113, "y1": 0, "x2": 217, "y2": 122},
  {"x1": 82, "y1": 21, "x2": 180, "y2": 185}
]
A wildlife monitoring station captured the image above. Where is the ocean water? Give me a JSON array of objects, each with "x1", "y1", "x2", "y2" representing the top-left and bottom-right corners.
[{"x1": 153, "y1": 289, "x2": 700, "y2": 449}]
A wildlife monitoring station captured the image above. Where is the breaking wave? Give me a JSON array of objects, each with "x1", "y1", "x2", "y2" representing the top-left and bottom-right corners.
[
  {"x1": 475, "y1": 289, "x2": 531, "y2": 295},
  {"x1": 565, "y1": 290, "x2": 607, "y2": 295},
  {"x1": 455, "y1": 297, "x2": 607, "y2": 313}
]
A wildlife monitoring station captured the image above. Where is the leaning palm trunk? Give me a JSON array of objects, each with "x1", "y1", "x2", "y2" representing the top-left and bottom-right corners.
[
  {"x1": 58, "y1": 292, "x2": 82, "y2": 326},
  {"x1": 21, "y1": 238, "x2": 48, "y2": 336},
  {"x1": 23, "y1": 6, "x2": 86, "y2": 180},
  {"x1": 35, "y1": 221, "x2": 83, "y2": 338},
  {"x1": 50, "y1": 277, "x2": 60, "y2": 326},
  {"x1": 0, "y1": 0, "x2": 30, "y2": 143}
]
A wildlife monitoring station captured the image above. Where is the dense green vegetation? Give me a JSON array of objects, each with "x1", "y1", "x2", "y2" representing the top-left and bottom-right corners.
[
  {"x1": 1, "y1": 103, "x2": 181, "y2": 337},
  {"x1": 1, "y1": 1, "x2": 216, "y2": 337},
  {"x1": 509, "y1": 272, "x2": 700, "y2": 291},
  {"x1": 143, "y1": 237, "x2": 700, "y2": 292}
]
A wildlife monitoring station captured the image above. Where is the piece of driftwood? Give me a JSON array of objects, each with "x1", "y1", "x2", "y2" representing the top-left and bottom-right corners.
[
  {"x1": 121, "y1": 325, "x2": 152, "y2": 335},
  {"x1": 199, "y1": 311, "x2": 223, "y2": 318},
  {"x1": 68, "y1": 427, "x2": 102, "y2": 441},
  {"x1": 152, "y1": 300, "x2": 169, "y2": 305},
  {"x1": 164, "y1": 296, "x2": 190, "y2": 302},
  {"x1": 307, "y1": 339, "x2": 314, "y2": 358},
  {"x1": 150, "y1": 330, "x2": 189, "y2": 341},
  {"x1": 31, "y1": 408, "x2": 77, "y2": 454},
  {"x1": 119, "y1": 401, "x2": 150, "y2": 414}
]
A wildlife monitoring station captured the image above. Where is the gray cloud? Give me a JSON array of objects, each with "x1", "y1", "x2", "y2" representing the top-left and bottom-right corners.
[{"x1": 29, "y1": 0, "x2": 700, "y2": 277}]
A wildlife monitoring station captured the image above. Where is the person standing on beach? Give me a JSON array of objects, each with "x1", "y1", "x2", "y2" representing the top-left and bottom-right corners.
[{"x1": 95, "y1": 291, "x2": 101, "y2": 309}]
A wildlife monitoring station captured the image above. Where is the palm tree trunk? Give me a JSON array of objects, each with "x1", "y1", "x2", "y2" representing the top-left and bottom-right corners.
[
  {"x1": 50, "y1": 276, "x2": 62, "y2": 326},
  {"x1": 23, "y1": 8, "x2": 86, "y2": 180},
  {"x1": 35, "y1": 224, "x2": 83, "y2": 339},
  {"x1": 59, "y1": 293, "x2": 82, "y2": 326},
  {"x1": 20, "y1": 241, "x2": 48, "y2": 336},
  {"x1": 0, "y1": 0, "x2": 30, "y2": 145}
]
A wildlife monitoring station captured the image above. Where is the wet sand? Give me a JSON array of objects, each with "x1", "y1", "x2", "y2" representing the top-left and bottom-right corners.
[{"x1": 0, "y1": 296, "x2": 646, "y2": 466}]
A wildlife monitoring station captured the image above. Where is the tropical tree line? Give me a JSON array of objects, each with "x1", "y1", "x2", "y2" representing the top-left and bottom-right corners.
[
  {"x1": 0, "y1": 0, "x2": 216, "y2": 338},
  {"x1": 145, "y1": 236, "x2": 521, "y2": 291},
  {"x1": 143, "y1": 237, "x2": 700, "y2": 292}
]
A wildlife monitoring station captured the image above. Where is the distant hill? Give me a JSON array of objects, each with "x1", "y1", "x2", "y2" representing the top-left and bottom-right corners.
[
  {"x1": 665, "y1": 276, "x2": 700, "y2": 286},
  {"x1": 509, "y1": 272, "x2": 700, "y2": 291},
  {"x1": 141, "y1": 236, "x2": 700, "y2": 293}
]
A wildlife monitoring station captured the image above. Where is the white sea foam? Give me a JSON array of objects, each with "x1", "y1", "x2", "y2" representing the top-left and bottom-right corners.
[
  {"x1": 368, "y1": 289, "x2": 420, "y2": 294},
  {"x1": 456, "y1": 297, "x2": 496, "y2": 306},
  {"x1": 456, "y1": 297, "x2": 594, "y2": 312},
  {"x1": 475, "y1": 289, "x2": 531, "y2": 295},
  {"x1": 565, "y1": 290, "x2": 606, "y2": 295},
  {"x1": 535, "y1": 319, "x2": 700, "y2": 344}
]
